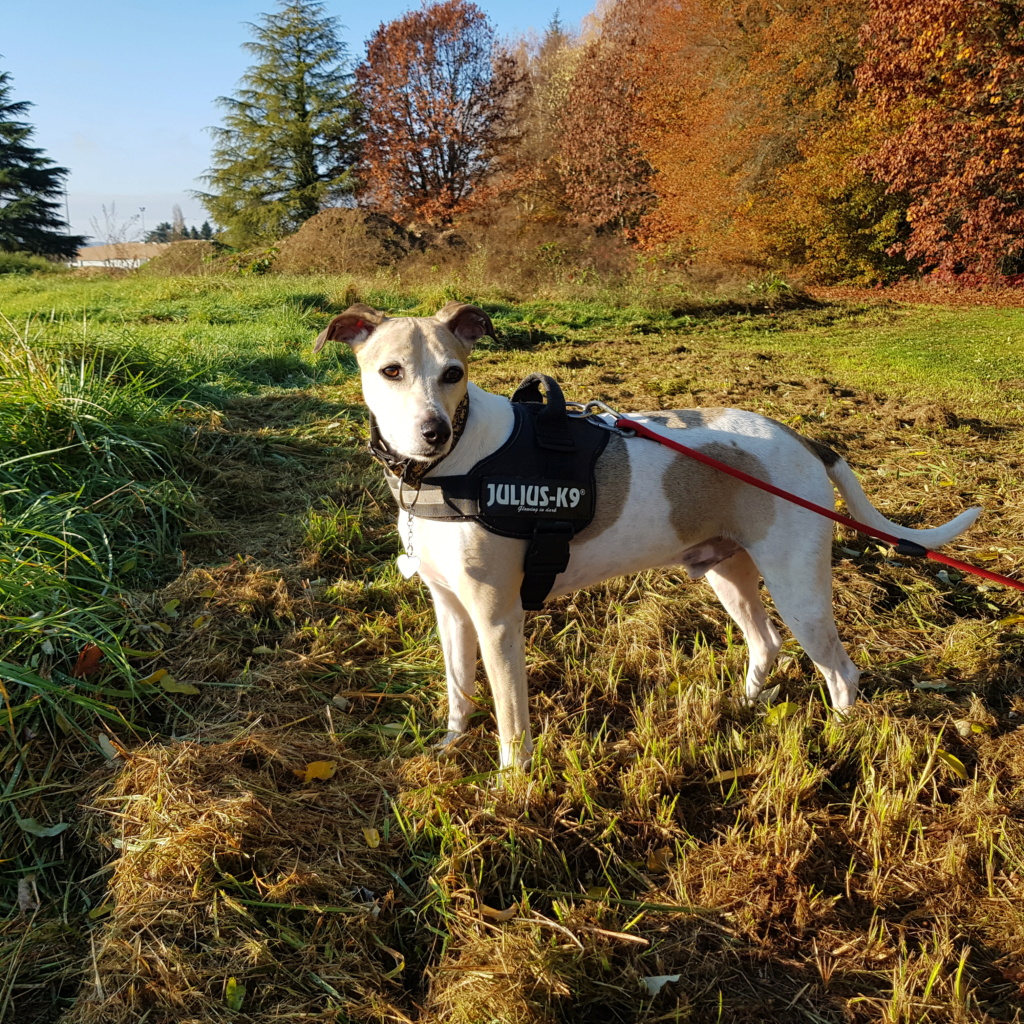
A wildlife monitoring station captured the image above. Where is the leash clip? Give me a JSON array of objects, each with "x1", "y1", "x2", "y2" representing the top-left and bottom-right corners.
[{"x1": 566, "y1": 400, "x2": 635, "y2": 436}]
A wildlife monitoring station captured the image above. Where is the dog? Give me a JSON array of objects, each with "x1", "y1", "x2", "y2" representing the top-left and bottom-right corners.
[{"x1": 315, "y1": 302, "x2": 981, "y2": 770}]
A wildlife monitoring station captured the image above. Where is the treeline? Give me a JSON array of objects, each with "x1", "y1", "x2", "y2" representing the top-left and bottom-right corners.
[{"x1": 199, "y1": 0, "x2": 1024, "y2": 285}]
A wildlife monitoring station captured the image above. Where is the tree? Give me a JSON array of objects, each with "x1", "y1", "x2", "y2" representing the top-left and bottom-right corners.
[
  {"x1": 857, "y1": 0, "x2": 1024, "y2": 277},
  {"x1": 555, "y1": 16, "x2": 654, "y2": 231},
  {"x1": 197, "y1": 0, "x2": 361, "y2": 246},
  {"x1": 356, "y1": 0, "x2": 524, "y2": 225},
  {"x1": 0, "y1": 69, "x2": 84, "y2": 258}
]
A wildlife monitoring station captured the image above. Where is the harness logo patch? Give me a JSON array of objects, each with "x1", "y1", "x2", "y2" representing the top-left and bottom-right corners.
[{"x1": 482, "y1": 477, "x2": 587, "y2": 516}]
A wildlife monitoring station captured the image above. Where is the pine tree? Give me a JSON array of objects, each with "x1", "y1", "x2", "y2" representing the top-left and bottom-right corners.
[
  {"x1": 197, "y1": 0, "x2": 361, "y2": 245},
  {"x1": 0, "y1": 69, "x2": 85, "y2": 258}
]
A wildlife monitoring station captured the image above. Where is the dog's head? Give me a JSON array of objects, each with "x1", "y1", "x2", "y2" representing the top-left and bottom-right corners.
[{"x1": 314, "y1": 301, "x2": 494, "y2": 461}]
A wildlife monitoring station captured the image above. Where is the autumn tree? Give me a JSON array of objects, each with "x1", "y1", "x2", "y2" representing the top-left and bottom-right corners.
[
  {"x1": 356, "y1": 0, "x2": 524, "y2": 225},
  {"x1": 0, "y1": 69, "x2": 84, "y2": 258},
  {"x1": 491, "y1": 16, "x2": 578, "y2": 223},
  {"x1": 857, "y1": 0, "x2": 1024, "y2": 277},
  {"x1": 198, "y1": 0, "x2": 360, "y2": 246},
  {"x1": 625, "y1": 0, "x2": 881, "y2": 275},
  {"x1": 555, "y1": 10, "x2": 655, "y2": 231}
]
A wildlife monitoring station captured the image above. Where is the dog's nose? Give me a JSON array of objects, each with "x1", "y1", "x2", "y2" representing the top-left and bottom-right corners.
[{"x1": 420, "y1": 417, "x2": 451, "y2": 446}]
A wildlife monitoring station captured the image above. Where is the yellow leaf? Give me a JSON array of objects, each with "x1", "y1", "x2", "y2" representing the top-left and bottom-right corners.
[
  {"x1": 199, "y1": 588, "x2": 217, "y2": 598},
  {"x1": 765, "y1": 701, "x2": 800, "y2": 725},
  {"x1": 252, "y1": 645, "x2": 274, "y2": 655},
  {"x1": 88, "y1": 902, "x2": 114, "y2": 920},
  {"x1": 479, "y1": 902, "x2": 518, "y2": 922},
  {"x1": 193, "y1": 614, "x2": 212, "y2": 629},
  {"x1": 362, "y1": 827, "x2": 381, "y2": 848},
  {"x1": 161, "y1": 599, "x2": 180, "y2": 617},
  {"x1": 298, "y1": 760, "x2": 337, "y2": 782},
  {"x1": 151, "y1": 621, "x2": 172, "y2": 634},
  {"x1": 158, "y1": 675, "x2": 200, "y2": 695},
  {"x1": 139, "y1": 669, "x2": 167, "y2": 685},
  {"x1": 709, "y1": 767, "x2": 757, "y2": 784},
  {"x1": 936, "y1": 749, "x2": 968, "y2": 780},
  {"x1": 646, "y1": 846, "x2": 674, "y2": 873},
  {"x1": 225, "y1": 976, "x2": 246, "y2": 1011}
]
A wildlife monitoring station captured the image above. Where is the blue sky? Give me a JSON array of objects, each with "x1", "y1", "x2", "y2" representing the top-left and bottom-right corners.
[{"x1": 3, "y1": 1, "x2": 596, "y2": 244}]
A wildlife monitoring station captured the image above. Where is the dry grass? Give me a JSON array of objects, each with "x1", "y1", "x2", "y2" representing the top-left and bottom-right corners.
[{"x1": 3, "y1": 288, "x2": 1023, "y2": 1023}]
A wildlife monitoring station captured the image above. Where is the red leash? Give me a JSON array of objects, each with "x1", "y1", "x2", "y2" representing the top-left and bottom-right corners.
[{"x1": 617, "y1": 416, "x2": 1024, "y2": 594}]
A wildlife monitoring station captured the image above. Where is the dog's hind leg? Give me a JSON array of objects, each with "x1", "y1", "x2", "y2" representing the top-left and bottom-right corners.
[
  {"x1": 425, "y1": 580, "x2": 479, "y2": 744},
  {"x1": 753, "y1": 542, "x2": 860, "y2": 711},
  {"x1": 705, "y1": 549, "x2": 783, "y2": 703}
]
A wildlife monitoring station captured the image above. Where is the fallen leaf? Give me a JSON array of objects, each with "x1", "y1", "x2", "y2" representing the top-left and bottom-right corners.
[
  {"x1": 139, "y1": 669, "x2": 168, "y2": 685},
  {"x1": 97, "y1": 734, "x2": 121, "y2": 760},
  {"x1": 17, "y1": 877, "x2": 38, "y2": 914},
  {"x1": 479, "y1": 902, "x2": 518, "y2": 922},
  {"x1": 88, "y1": 902, "x2": 114, "y2": 920},
  {"x1": 225, "y1": 976, "x2": 246, "y2": 1011},
  {"x1": 363, "y1": 827, "x2": 381, "y2": 848},
  {"x1": 17, "y1": 817, "x2": 70, "y2": 837},
  {"x1": 72, "y1": 644, "x2": 102, "y2": 679},
  {"x1": 292, "y1": 760, "x2": 337, "y2": 783},
  {"x1": 192, "y1": 614, "x2": 212, "y2": 629},
  {"x1": 158, "y1": 675, "x2": 200, "y2": 695},
  {"x1": 643, "y1": 973, "x2": 681, "y2": 997},
  {"x1": 936, "y1": 749, "x2": 968, "y2": 780},
  {"x1": 252, "y1": 645, "x2": 274, "y2": 655},
  {"x1": 199, "y1": 588, "x2": 217, "y2": 598},
  {"x1": 709, "y1": 767, "x2": 757, "y2": 784},
  {"x1": 914, "y1": 680, "x2": 960, "y2": 693},
  {"x1": 150, "y1": 621, "x2": 172, "y2": 634},
  {"x1": 765, "y1": 701, "x2": 800, "y2": 725},
  {"x1": 646, "y1": 846, "x2": 674, "y2": 873},
  {"x1": 162, "y1": 599, "x2": 180, "y2": 617}
]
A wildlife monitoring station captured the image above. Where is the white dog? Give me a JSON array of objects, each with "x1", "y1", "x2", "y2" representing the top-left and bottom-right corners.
[{"x1": 316, "y1": 302, "x2": 980, "y2": 770}]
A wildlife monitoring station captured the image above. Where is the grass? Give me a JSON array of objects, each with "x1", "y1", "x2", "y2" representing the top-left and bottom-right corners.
[{"x1": 1, "y1": 270, "x2": 1023, "y2": 1023}]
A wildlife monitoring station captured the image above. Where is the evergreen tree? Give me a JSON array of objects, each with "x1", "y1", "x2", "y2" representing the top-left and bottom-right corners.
[
  {"x1": 200, "y1": 220, "x2": 214, "y2": 240},
  {"x1": 0, "y1": 69, "x2": 85, "y2": 258},
  {"x1": 146, "y1": 221, "x2": 173, "y2": 243},
  {"x1": 197, "y1": 1, "x2": 360, "y2": 245}
]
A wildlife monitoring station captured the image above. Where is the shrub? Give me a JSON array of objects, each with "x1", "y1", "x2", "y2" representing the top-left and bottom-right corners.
[
  {"x1": 0, "y1": 251, "x2": 65, "y2": 275},
  {"x1": 139, "y1": 240, "x2": 218, "y2": 276},
  {"x1": 274, "y1": 207, "x2": 420, "y2": 274}
]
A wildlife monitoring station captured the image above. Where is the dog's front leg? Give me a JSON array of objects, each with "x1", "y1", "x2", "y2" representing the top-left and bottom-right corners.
[
  {"x1": 472, "y1": 605, "x2": 530, "y2": 771},
  {"x1": 424, "y1": 579, "x2": 479, "y2": 743}
]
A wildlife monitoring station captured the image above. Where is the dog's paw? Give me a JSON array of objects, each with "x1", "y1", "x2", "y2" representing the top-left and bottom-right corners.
[
  {"x1": 431, "y1": 730, "x2": 465, "y2": 755},
  {"x1": 742, "y1": 683, "x2": 781, "y2": 707}
]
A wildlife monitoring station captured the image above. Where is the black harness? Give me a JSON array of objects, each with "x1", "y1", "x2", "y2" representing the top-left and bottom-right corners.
[{"x1": 372, "y1": 374, "x2": 609, "y2": 610}]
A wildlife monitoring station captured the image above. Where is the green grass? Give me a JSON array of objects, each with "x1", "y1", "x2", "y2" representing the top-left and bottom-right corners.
[{"x1": 1, "y1": 271, "x2": 1022, "y2": 1023}]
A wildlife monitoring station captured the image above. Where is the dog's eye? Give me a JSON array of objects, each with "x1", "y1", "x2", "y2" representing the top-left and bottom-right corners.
[
  {"x1": 441, "y1": 366, "x2": 464, "y2": 384},
  {"x1": 380, "y1": 364, "x2": 403, "y2": 381}
]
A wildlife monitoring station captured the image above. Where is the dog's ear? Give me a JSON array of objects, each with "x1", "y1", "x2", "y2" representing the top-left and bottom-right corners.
[
  {"x1": 435, "y1": 301, "x2": 494, "y2": 352},
  {"x1": 313, "y1": 304, "x2": 385, "y2": 353}
]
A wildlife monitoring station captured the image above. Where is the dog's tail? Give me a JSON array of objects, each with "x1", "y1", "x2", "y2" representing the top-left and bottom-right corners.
[{"x1": 826, "y1": 459, "x2": 981, "y2": 548}]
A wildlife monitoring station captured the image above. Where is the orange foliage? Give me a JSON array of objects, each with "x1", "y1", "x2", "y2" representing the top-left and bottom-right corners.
[{"x1": 857, "y1": 0, "x2": 1024, "y2": 276}]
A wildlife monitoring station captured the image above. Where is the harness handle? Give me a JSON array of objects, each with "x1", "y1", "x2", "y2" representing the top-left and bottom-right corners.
[{"x1": 511, "y1": 373, "x2": 577, "y2": 452}]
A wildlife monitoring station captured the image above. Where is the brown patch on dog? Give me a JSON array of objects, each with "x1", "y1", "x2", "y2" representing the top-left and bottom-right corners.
[
  {"x1": 777, "y1": 423, "x2": 842, "y2": 468},
  {"x1": 645, "y1": 408, "x2": 731, "y2": 430},
  {"x1": 578, "y1": 432, "x2": 631, "y2": 542},
  {"x1": 662, "y1": 442, "x2": 775, "y2": 550}
]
